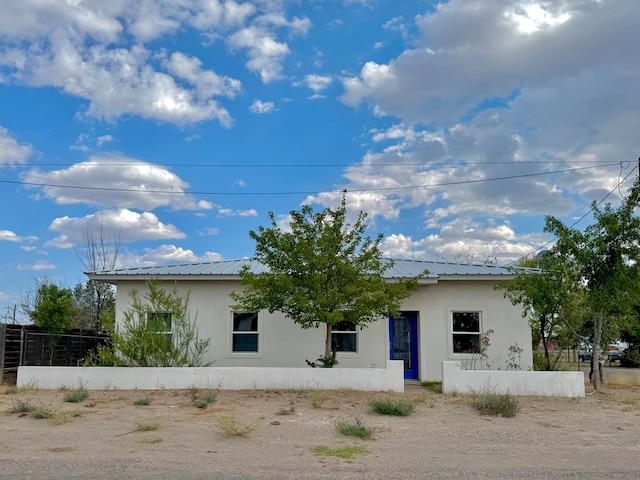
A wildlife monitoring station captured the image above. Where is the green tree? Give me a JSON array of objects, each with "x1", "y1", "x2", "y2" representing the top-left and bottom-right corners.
[
  {"x1": 87, "y1": 280, "x2": 211, "y2": 367},
  {"x1": 230, "y1": 193, "x2": 419, "y2": 366},
  {"x1": 31, "y1": 283, "x2": 74, "y2": 334},
  {"x1": 71, "y1": 282, "x2": 115, "y2": 331},
  {"x1": 545, "y1": 180, "x2": 640, "y2": 390},
  {"x1": 502, "y1": 253, "x2": 587, "y2": 370},
  {"x1": 30, "y1": 283, "x2": 75, "y2": 365}
]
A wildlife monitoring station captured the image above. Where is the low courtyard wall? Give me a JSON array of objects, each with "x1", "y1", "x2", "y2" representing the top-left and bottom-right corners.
[
  {"x1": 17, "y1": 360, "x2": 404, "y2": 392},
  {"x1": 442, "y1": 361, "x2": 585, "y2": 397}
]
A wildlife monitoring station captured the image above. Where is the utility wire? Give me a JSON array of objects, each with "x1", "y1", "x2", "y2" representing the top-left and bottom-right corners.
[
  {"x1": 505, "y1": 165, "x2": 639, "y2": 266},
  {"x1": 0, "y1": 163, "x2": 623, "y2": 196}
]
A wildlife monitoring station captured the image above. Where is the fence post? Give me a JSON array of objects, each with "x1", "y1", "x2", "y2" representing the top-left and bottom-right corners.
[{"x1": 0, "y1": 324, "x2": 6, "y2": 385}]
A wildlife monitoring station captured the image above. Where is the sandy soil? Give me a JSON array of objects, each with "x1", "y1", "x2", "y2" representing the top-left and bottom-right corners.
[{"x1": 1, "y1": 380, "x2": 639, "y2": 480}]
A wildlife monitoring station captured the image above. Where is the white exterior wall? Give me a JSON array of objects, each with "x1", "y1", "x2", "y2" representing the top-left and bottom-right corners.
[
  {"x1": 402, "y1": 281, "x2": 533, "y2": 381},
  {"x1": 114, "y1": 280, "x2": 389, "y2": 369},
  {"x1": 114, "y1": 278, "x2": 531, "y2": 380}
]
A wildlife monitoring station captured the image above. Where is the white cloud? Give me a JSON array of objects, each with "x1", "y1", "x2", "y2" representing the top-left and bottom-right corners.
[
  {"x1": 46, "y1": 209, "x2": 186, "y2": 249},
  {"x1": 0, "y1": 126, "x2": 32, "y2": 165},
  {"x1": 0, "y1": 1, "x2": 310, "y2": 124},
  {"x1": 97, "y1": 135, "x2": 113, "y2": 146},
  {"x1": 250, "y1": 100, "x2": 275, "y2": 114},
  {"x1": 23, "y1": 153, "x2": 213, "y2": 211},
  {"x1": 304, "y1": 74, "x2": 332, "y2": 93},
  {"x1": 18, "y1": 260, "x2": 55, "y2": 271},
  {"x1": 121, "y1": 245, "x2": 223, "y2": 268},
  {"x1": 0, "y1": 229, "x2": 38, "y2": 244},
  {"x1": 218, "y1": 208, "x2": 258, "y2": 217},
  {"x1": 229, "y1": 26, "x2": 290, "y2": 82}
]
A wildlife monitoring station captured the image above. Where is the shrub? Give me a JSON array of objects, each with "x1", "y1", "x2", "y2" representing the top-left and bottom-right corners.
[
  {"x1": 620, "y1": 347, "x2": 640, "y2": 368},
  {"x1": 135, "y1": 421, "x2": 160, "y2": 432},
  {"x1": 421, "y1": 381, "x2": 442, "y2": 393},
  {"x1": 309, "y1": 390, "x2": 329, "y2": 409},
  {"x1": 472, "y1": 392, "x2": 520, "y2": 417},
  {"x1": 369, "y1": 399, "x2": 414, "y2": 416},
  {"x1": 63, "y1": 388, "x2": 89, "y2": 403},
  {"x1": 216, "y1": 415, "x2": 257, "y2": 437},
  {"x1": 133, "y1": 397, "x2": 152, "y2": 406},
  {"x1": 335, "y1": 418, "x2": 374, "y2": 439},
  {"x1": 191, "y1": 389, "x2": 217, "y2": 409}
]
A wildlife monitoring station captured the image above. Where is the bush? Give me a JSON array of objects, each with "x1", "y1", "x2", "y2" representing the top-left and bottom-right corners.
[
  {"x1": 620, "y1": 347, "x2": 640, "y2": 368},
  {"x1": 472, "y1": 393, "x2": 519, "y2": 417},
  {"x1": 335, "y1": 418, "x2": 374, "y2": 439},
  {"x1": 63, "y1": 388, "x2": 89, "y2": 403},
  {"x1": 369, "y1": 399, "x2": 414, "y2": 416},
  {"x1": 133, "y1": 397, "x2": 152, "y2": 406}
]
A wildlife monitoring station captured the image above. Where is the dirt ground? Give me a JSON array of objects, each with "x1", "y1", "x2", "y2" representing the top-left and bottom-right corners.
[{"x1": 1, "y1": 375, "x2": 639, "y2": 480}]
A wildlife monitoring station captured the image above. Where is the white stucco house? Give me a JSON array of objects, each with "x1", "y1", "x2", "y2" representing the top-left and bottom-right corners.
[{"x1": 86, "y1": 258, "x2": 533, "y2": 381}]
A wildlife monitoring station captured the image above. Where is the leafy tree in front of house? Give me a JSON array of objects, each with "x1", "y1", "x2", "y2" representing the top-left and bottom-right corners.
[
  {"x1": 501, "y1": 253, "x2": 588, "y2": 370},
  {"x1": 86, "y1": 280, "x2": 211, "y2": 367},
  {"x1": 544, "y1": 179, "x2": 640, "y2": 390},
  {"x1": 71, "y1": 281, "x2": 116, "y2": 331},
  {"x1": 230, "y1": 192, "x2": 419, "y2": 367},
  {"x1": 30, "y1": 283, "x2": 75, "y2": 365}
]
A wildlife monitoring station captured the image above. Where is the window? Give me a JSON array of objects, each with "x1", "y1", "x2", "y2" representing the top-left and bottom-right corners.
[
  {"x1": 451, "y1": 311, "x2": 481, "y2": 354},
  {"x1": 147, "y1": 311, "x2": 173, "y2": 347},
  {"x1": 232, "y1": 312, "x2": 259, "y2": 353},
  {"x1": 331, "y1": 321, "x2": 357, "y2": 353}
]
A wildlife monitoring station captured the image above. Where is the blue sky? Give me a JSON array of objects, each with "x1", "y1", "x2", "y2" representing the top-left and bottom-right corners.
[{"x1": 1, "y1": 0, "x2": 639, "y2": 322}]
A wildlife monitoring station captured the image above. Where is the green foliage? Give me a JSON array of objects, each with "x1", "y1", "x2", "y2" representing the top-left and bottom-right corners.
[
  {"x1": 312, "y1": 445, "x2": 368, "y2": 459},
  {"x1": 335, "y1": 417, "x2": 375, "y2": 439},
  {"x1": 133, "y1": 397, "x2": 152, "y2": 406},
  {"x1": 369, "y1": 399, "x2": 414, "y2": 416},
  {"x1": 216, "y1": 415, "x2": 257, "y2": 436},
  {"x1": 86, "y1": 280, "x2": 211, "y2": 367},
  {"x1": 31, "y1": 283, "x2": 74, "y2": 334},
  {"x1": 309, "y1": 390, "x2": 329, "y2": 409},
  {"x1": 421, "y1": 381, "x2": 442, "y2": 393},
  {"x1": 501, "y1": 253, "x2": 587, "y2": 371},
  {"x1": 63, "y1": 388, "x2": 89, "y2": 403},
  {"x1": 231, "y1": 192, "x2": 420, "y2": 361},
  {"x1": 472, "y1": 392, "x2": 520, "y2": 418},
  {"x1": 620, "y1": 346, "x2": 640, "y2": 368},
  {"x1": 544, "y1": 180, "x2": 640, "y2": 389},
  {"x1": 71, "y1": 281, "x2": 115, "y2": 331},
  {"x1": 8, "y1": 399, "x2": 56, "y2": 419},
  {"x1": 191, "y1": 389, "x2": 217, "y2": 408}
]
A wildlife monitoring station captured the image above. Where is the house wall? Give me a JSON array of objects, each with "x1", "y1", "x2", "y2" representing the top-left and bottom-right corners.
[{"x1": 113, "y1": 278, "x2": 531, "y2": 380}]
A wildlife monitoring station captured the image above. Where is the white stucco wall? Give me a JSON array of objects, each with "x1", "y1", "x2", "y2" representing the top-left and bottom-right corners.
[
  {"x1": 442, "y1": 361, "x2": 585, "y2": 397},
  {"x1": 112, "y1": 278, "x2": 531, "y2": 382},
  {"x1": 17, "y1": 360, "x2": 404, "y2": 392}
]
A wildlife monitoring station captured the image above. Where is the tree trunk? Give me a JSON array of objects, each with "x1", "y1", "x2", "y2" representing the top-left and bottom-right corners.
[
  {"x1": 325, "y1": 324, "x2": 333, "y2": 359},
  {"x1": 540, "y1": 314, "x2": 551, "y2": 370},
  {"x1": 592, "y1": 311, "x2": 603, "y2": 391}
]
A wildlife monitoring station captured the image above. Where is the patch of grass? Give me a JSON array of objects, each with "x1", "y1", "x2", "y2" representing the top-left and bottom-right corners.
[
  {"x1": 335, "y1": 417, "x2": 375, "y2": 439},
  {"x1": 135, "y1": 421, "x2": 160, "y2": 432},
  {"x1": 8, "y1": 398, "x2": 35, "y2": 414},
  {"x1": 216, "y1": 415, "x2": 257, "y2": 437},
  {"x1": 276, "y1": 407, "x2": 295, "y2": 415},
  {"x1": 369, "y1": 399, "x2": 414, "y2": 417},
  {"x1": 63, "y1": 388, "x2": 89, "y2": 403},
  {"x1": 309, "y1": 390, "x2": 329, "y2": 409},
  {"x1": 4, "y1": 386, "x2": 18, "y2": 395},
  {"x1": 421, "y1": 381, "x2": 442, "y2": 393},
  {"x1": 142, "y1": 435, "x2": 163, "y2": 444},
  {"x1": 191, "y1": 389, "x2": 217, "y2": 409},
  {"x1": 312, "y1": 445, "x2": 368, "y2": 460},
  {"x1": 49, "y1": 409, "x2": 83, "y2": 425},
  {"x1": 133, "y1": 397, "x2": 152, "y2": 406},
  {"x1": 472, "y1": 392, "x2": 520, "y2": 418},
  {"x1": 607, "y1": 373, "x2": 640, "y2": 388},
  {"x1": 29, "y1": 406, "x2": 56, "y2": 419}
]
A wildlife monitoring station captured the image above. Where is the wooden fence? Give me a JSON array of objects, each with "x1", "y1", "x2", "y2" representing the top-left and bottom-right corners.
[{"x1": 0, "y1": 324, "x2": 110, "y2": 384}]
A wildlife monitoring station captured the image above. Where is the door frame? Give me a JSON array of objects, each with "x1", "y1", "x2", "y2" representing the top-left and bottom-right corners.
[{"x1": 389, "y1": 312, "x2": 419, "y2": 380}]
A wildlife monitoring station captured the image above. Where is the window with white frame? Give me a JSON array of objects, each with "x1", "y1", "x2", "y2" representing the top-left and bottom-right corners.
[
  {"x1": 232, "y1": 312, "x2": 259, "y2": 353},
  {"x1": 331, "y1": 321, "x2": 357, "y2": 353},
  {"x1": 451, "y1": 311, "x2": 481, "y2": 354},
  {"x1": 147, "y1": 311, "x2": 173, "y2": 346}
]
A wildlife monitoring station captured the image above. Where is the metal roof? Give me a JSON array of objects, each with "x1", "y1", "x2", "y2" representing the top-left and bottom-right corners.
[{"x1": 86, "y1": 258, "x2": 533, "y2": 283}]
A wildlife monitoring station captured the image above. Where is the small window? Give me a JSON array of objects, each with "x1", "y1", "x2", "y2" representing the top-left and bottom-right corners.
[
  {"x1": 232, "y1": 312, "x2": 259, "y2": 353},
  {"x1": 147, "y1": 311, "x2": 173, "y2": 346},
  {"x1": 331, "y1": 321, "x2": 357, "y2": 353},
  {"x1": 452, "y1": 311, "x2": 481, "y2": 354}
]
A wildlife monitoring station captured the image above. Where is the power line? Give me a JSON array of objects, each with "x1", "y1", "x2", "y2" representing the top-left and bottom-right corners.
[
  {"x1": 0, "y1": 163, "x2": 623, "y2": 196},
  {"x1": 505, "y1": 165, "x2": 639, "y2": 266}
]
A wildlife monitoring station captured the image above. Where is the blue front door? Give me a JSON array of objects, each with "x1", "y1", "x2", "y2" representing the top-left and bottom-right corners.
[{"x1": 389, "y1": 312, "x2": 419, "y2": 380}]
